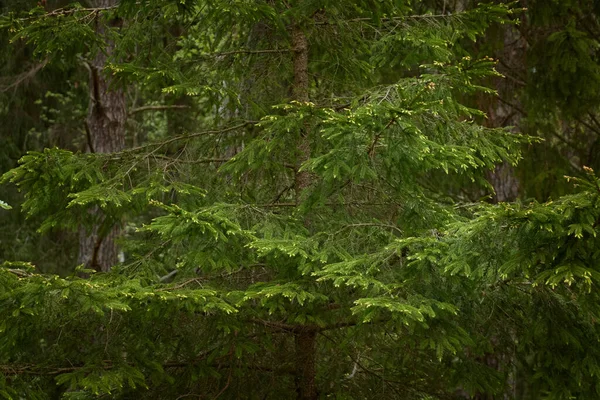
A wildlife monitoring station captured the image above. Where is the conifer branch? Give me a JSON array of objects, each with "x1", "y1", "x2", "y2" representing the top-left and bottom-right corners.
[
  {"x1": 17, "y1": 5, "x2": 117, "y2": 22},
  {"x1": 128, "y1": 105, "x2": 190, "y2": 115},
  {"x1": 0, "y1": 360, "x2": 196, "y2": 376},
  {"x1": 206, "y1": 48, "x2": 292, "y2": 57},
  {"x1": 250, "y1": 318, "x2": 376, "y2": 333},
  {"x1": 319, "y1": 331, "x2": 406, "y2": 396},
  {"x1": 149, "y1": 155, "x2": 232, "y2": 164},
  {"x1": 6, "y1": 268, "x2": 33, "y2": 277},
  {"x1": 333, "y1": 223, "x2": 402, "y2": 235},
  {"x1": 313, "y1": 12, "x2": 464, "y2": 26},
  {"x1": 256, "y1": 201, "x2": 388, "y2": 208},
  {"x1": 119, "y1": 121, "x2": 257, "y2": 155},
  {"x1": 0, "y1": 358, "x2": 297, "y2": 378}
]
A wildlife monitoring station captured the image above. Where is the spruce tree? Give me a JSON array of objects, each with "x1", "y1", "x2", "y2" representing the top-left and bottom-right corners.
[{"x1": 0, "y1": 1, "x2": 557, "y2": 398}]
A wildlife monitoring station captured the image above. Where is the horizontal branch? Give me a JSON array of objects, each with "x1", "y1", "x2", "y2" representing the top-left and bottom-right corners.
[
  {"x1": 313, "y1": 12, "x2": 464, "y2": 26},
  {"x1": 149, "y1": 155, "x2": 233, "y2": 164},
  {"x1": 0, "y1": 360, "x2": 170, "y2": 376},
  {"x1": 5, "y1": 268, "x2": 33, "y2": 277},
  {"x1": 1, "y1": 358, "x2": 295, "y2": 378},
  {"x1": 119, "y1": 121, "x2": 257, "y2": 156},
  {"x1": 148, "y1": 122, "x2": 253, "y2": 148},
  {"x1": 16, "y1": 5, "x2": 117, "y2": 22},
  {"x1": 249, "y1": 318, "x2": 362, "y2": 333},
  {"x1": 129, "y1": 105, "x2": 190, "y2": 116},
  {"x1": 255, "y1": 201, "x2": 389, "y2": 208},
  {"x1": 1, "y1": 345, "x2": 220, "y2": 376},
  {"x1": 249, "y1": 318, "x2": 301, "y2": 332},
  {"x1": 208, "y1": 48, "x2": 292, "y2": 57},
  {"x1": 333, "y1": 223, "x2": 403, "y2": 235}
]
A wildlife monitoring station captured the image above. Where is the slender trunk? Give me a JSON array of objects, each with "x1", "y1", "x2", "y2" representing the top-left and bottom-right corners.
[
  {"x1": 490, "y1": 15, "x2": 528, "y2": 397},
  {"x1": 292, "y1": 24, "x2": 311, "y2": 201},
  {"x1": 78, "y1": 0, "x2": 126, "y2": 272},
  {"x1": 486, "y1": 15, "x2": 527, "y2": 202},
  {"x1": 291, "y1": 23, "x2": 318, "y2": 400},
  {"x1": 479, "y1": 16, "x2": 527, "y2": 400}
]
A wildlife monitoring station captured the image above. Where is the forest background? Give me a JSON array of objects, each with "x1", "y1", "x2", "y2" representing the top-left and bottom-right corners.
[{"x1": 2, "y1": 0, "x2": 600, "y2": 399}]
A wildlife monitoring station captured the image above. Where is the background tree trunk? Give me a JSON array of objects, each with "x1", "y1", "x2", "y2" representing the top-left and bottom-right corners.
[
  {"x1": 78, "y1": 0, "x2": 126, "y2": 272},
  {"x1": 486, "y1": 14, "x2": 527, "y2": 202}
]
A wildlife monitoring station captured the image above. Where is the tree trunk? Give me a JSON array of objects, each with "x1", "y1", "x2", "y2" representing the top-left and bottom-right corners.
[
  {"x1": 78, "y1": 0, "x2": 126, "y2": 272},
  {"x1": 292, "y1": 24, "x2": 311, "y2": 201},
  {"x1": 291, "y1": 22, "x2": 318, "y2": 400},
  {"x1": 486, "y1": 15, "x2": 527, "y2": 202},
  {"x1": 478, "y1": 15, "x2": 527, "y2": 400},
  {"x1": 295, "y1": 330, "x2": 318, "y2": 400}
]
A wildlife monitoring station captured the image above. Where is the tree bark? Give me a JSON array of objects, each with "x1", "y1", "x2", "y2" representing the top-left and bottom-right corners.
[
  {"x1": 292, "y1": 24, "x2": 311, "y2": 202},
  {"x1": 78, "y1": 0, "x2": 126, "y2": 272},
  {"x1": 295, "y1": 330, "x2": 318, "y2": 400},
  {"x1": 291, "y1": 22, "x2": 318, "y2": 400},
  {"x1": 477, "y1": 15, "x2": 527, "y2": 400},
  {"x1": 486, "y1": 17, "x2": 527, "y2": 202}
]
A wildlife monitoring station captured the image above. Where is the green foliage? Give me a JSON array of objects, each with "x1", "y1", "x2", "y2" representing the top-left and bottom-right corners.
[
  {"x1": 528, "y1": 21, "x2": 600, "y2": 118},
  {"x1": 2, "y1": 0, "x2": 599, "y2": 399},
  {"x1": 397, "y1": 167, "x2": 600, "y2": 398}
]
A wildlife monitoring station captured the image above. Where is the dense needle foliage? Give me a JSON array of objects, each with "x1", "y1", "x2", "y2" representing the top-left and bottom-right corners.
[{"x1": 2, "y1": 1, "x2": 600, "y2": 399}]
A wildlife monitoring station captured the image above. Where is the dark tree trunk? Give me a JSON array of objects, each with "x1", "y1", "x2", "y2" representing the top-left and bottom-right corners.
[
  {"x1": 291, "y1": 22, "x2": 318, "y2": 400},
  {"x1": 486, "y1": 15, "x2": 528, "y2": 203},
  {"x1": 292, "y1": 24, "x2": 311, "y2": 201},
  {"x1": 488, "y1": 162, "x2": 519, "y2": 203},
  {"x1": 477, "y1": 15, "x2": 527, "y2": 400},
  {"x1": 295, "y1": 330, "x2": 318, "y2": 400},
  {"x1": 78, "y1": 0, "x2": 126, "y2": 272}
]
